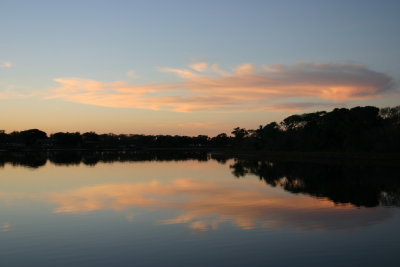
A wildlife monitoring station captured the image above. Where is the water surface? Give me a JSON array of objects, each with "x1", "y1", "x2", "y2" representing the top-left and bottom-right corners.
[{"x1": 0, "y1": 152, "x2": 399, "y2": 266}]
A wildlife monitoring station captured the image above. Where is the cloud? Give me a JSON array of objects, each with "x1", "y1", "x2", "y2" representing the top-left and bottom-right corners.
[
  {"x1": 265, "y1": 101, "x2": 342, "y2": 112},
  {"x1": 1, "y1": 61, "x2": 13, "y2": 68},
  {"x1": 126, "y1": 70, "x2": 139, "y2": 79},
  {"x1": 158, "y1": 67, "x2": 201, "y2": 79},
  {"x1": 190, "y1": 62, "x2": 208, "y2": 72},
  {"x1": 0, "y1": 85, "x2": 34, "y2": 99},
  {"x1": 49, "y1": 62, "x2": 395, "y2": 112},
  {"x1": 235, "y1": 63, "x2": 256, "y2": 75}
]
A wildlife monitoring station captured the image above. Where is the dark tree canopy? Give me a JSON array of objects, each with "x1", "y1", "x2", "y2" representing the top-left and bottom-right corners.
[{"x1": 0, "y1": 105, "x2": 399, "y2": 152}]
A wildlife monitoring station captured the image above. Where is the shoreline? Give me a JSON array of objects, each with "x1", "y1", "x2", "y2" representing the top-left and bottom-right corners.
[
  {"x1": 1, "y1": 148, "x2": 400, "y2": 164},
  {"x1": 212, "y1": 149, "x2": 400, "y2": 165}
]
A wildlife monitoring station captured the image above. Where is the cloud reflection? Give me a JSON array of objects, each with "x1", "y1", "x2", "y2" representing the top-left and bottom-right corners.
[
  {"x1": 48, "y1": 178, "x2": 392, "y2": 231},
  {"x1": 1, "y1": 222, "x2": 11, "y2": 232}
]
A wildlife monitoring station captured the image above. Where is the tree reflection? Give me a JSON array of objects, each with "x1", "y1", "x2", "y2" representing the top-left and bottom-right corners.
[
  {"x1": 1, "y1": 151, "x2": 399, "y2": 209},
  {"x1": 0, "y1": 152, "x2": 48, "y2": 168},
  {"x1": 0, "y1": 150, "x2": 210, "y2": 168},
  {"x1": 230, "y1": 159, "x2": 400, "y2": 207}
]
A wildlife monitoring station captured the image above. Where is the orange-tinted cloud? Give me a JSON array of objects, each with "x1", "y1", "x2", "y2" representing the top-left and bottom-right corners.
[
  {"x1": 264, "y1": 101, "x2": 341, "y2": 112},
  {"x1": 48, "y1": 178, "x2": 391, "y2": 231},
  {"x1": 49, "y1": 62, "x2": 395, "y2": 112},
  {"x1": 1, "y1": 61, "x2": 13, "y2": 68},
  {"x1": 189, "y1": 62, "x2": 208, "y2": 72},
  {"x1": 0, "y1": 85, "x2": 33, "y2": 99}
]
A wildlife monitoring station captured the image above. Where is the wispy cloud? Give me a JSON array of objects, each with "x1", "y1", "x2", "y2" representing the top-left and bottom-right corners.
[
  {"x1": 189, "y1": 62, "x2": 208, "y2": 72},
  {"x1": 264, "y1": 101, "x2": 343, "y2": 112},
  {"x1": 126, "y1": 69, "x2": 139, "y2": 79},
  {"x1": 49, "y1": 62, "x2": 395, "y2": 112},
  {"x1": 1, "y1": 61, "x2": 13, "y2": 68},
  {"x1": 0, "y1": 85, "x2": 34, "y2": 99}
]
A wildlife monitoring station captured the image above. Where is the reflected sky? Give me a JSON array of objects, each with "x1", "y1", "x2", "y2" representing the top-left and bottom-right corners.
[{"x1": 0, "y1": 159, "x2": 395, "y2": 232}]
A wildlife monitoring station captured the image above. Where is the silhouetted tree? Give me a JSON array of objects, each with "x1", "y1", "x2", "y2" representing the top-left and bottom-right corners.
[
  {"x1": 19, "y1": 129, "x2": 47, "y2": 147},
  {"x1": 51, "y1": 132, "x2": 82, "y2": 148},
  {"x1": 0, "y1": 105, "x2": 398, "y2": 152},
  {"x1": 211, "y1": 133, "x2": 231, "y2": 146}
]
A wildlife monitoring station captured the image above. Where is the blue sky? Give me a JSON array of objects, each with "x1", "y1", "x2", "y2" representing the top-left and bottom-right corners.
[{"x1": 1, "y1": 0, "x2": 399, "y2": 135}]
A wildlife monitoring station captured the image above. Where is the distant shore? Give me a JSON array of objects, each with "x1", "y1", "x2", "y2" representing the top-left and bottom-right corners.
[
  {"x1": 1, "y1": 105, "x2": 399, "y2": 154},
  {"x1": 1, "y1": 147, "x2": 400, "y2": 165}
]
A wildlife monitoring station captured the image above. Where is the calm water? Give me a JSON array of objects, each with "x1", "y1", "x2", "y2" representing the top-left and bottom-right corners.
[{"x1": 0, "y1": 152, "x2": 399, "y2": 266}]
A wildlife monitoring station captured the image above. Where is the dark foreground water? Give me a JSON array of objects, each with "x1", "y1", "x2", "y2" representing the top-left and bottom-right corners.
[{"x1": 0, "y1": 152, "x2": 399, "y2": 266}]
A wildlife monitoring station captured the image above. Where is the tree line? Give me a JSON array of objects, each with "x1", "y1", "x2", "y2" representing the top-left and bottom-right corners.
[
  {"x1": 0, "y1": 105, "x2": 399, "y2": 152},
  {"x1": 232, "y1": 105, "x2": 400, "y2": 152}
]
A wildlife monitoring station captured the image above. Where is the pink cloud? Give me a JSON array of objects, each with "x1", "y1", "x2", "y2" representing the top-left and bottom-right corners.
[{"x1": 49, "y1": 62, "x2": 395, "y2": 112}]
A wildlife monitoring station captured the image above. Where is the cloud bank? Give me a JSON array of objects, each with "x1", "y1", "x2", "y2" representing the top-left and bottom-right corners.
[{"x1": 50, "y1": 62, "x2": 395, "y2": 112}]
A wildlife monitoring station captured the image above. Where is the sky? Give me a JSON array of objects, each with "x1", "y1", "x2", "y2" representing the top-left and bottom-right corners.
[{"x1": 1, "y1": 0, "x2": 399, "y2": 136}]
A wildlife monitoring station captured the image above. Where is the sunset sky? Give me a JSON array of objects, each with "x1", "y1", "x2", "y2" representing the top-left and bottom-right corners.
[{"x1": 1, "y1": 0, "x2": 399, "y2": 136}]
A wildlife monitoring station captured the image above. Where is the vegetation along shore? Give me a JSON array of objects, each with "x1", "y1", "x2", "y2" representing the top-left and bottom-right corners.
[{"x1": 1, "y1": 105, "x2": 399, "y2": 154}]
